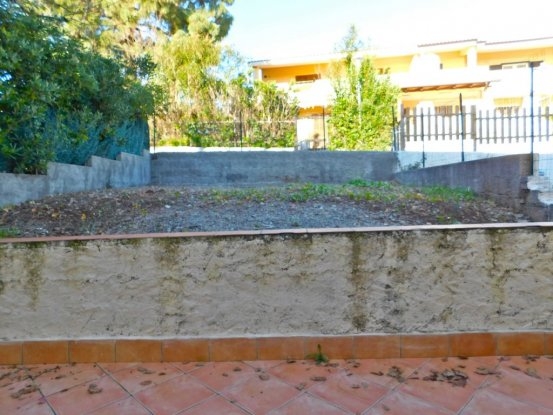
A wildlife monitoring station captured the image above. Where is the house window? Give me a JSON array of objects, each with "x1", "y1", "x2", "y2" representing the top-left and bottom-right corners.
[
  {"x1": 377, "y1": 67, "x2": 391, "y2": 75},
  {"x1": 494, "y1": 98, "x2": 523, "y2": 114},
  {"x1": 435, "y1": 105, "x2": 454, "y2": 116},
  {"x1": 295, "y1": 74, "x2": 321, "y2": 83},
  {"x1": 502, "y1": 62, "x2": 529, "y2": 70},
  {"x1": 490, "y1": 62, "x2": 529, "y2": 70}
]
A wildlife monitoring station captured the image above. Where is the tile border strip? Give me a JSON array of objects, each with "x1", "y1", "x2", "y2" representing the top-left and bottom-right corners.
[
  {"x1": 1, "y1": 332, "x2": 551, "y2": 365},
  {"x1": 2, "y1": 221, "x2": 553, "y2": 244}
]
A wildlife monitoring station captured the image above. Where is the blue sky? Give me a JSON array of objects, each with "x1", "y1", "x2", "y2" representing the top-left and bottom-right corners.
[{"x1": 223, "y1": 0, "x2": 552, "y2": 60}]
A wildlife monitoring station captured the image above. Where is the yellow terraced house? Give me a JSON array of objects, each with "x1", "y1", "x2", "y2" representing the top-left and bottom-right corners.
[{"x1": 251, "y1": 36, "x2": 553, "y2": 151}]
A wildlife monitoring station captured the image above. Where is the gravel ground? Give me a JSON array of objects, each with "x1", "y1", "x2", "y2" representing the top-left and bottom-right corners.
[{"x1": 0, "y1": 184, "x2": 530, "y2": 238}]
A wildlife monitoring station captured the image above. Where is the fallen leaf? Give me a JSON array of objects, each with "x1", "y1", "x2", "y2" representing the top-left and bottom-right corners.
[
  {"x1": 10, "y1": 384, "x2": 38, "y2": 399},
  {"x1": 87, "y1": 383, "x2": 102, "y2": 394},
  {"x1": 310, "y1": 376, "x2": 327, "y2": 382},
  {"x1": 525, "y1": 368, "x2": 541, "y2": 379},
  {"x1": 475, "y1": 367, "x2": 499, "y2": 376},
  {"x1": 137, "y1": 367, "x2": 154, "y2": 375}
]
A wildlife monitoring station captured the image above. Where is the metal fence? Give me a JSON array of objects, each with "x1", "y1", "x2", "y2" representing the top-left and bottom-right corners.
[
  {"x1": 395, "y1": 106, "x2": 553, "y2": 189},
  {"x1": 152, "y1": 119, "x2": 297, "y2": 150},
  {"x1": 398, "y1": 106, "x2": 552, "y2": 153}
]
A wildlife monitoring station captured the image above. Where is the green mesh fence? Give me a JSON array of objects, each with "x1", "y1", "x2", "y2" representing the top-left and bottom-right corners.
[
  {"x1": 94, "y1": 120, "x2": 150, "y2": 161},
  {"x1": 0, "y1": 155, "x2": 7, "y2": 172},
  {"x1": 0, "y1": 118, "x2": 149, "y2": 173}
]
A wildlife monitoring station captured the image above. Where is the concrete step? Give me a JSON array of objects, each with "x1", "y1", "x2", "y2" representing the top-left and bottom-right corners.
[
  {"x1": 538, "y1": 191, "x2": 553, "y2": 205},
  {"x1": 527, "y1": 175, "x2": 553, "y2": 192}
]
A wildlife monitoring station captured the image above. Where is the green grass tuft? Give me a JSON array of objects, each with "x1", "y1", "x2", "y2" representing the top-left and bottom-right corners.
[
  {"x1": 200, "y1": 182, "x2": 478, "y2": 205},
  {"x1": 0, "y1": 227, "x2": 20, "y2": 238}
]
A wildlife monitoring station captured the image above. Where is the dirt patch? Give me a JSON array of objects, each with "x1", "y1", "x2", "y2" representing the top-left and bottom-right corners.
[{"x1": 0, "y1": 184, "x2": 530, "y2": 238}]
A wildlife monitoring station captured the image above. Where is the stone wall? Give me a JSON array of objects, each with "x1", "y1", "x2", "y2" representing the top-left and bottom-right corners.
[{"x1": 1, "y1": 223, "x2": 552, "y2": 342}]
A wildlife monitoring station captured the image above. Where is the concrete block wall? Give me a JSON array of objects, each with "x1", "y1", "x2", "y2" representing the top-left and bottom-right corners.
[
  {"x1": 0, "y1": 151, "x2": 151, "y2": 207},
  {"x1": 151, "y1": 151, "x2": 398, "y2": 187},
  {"x1": 394, "y1": 154, "x2": 532, "y2": 211}
]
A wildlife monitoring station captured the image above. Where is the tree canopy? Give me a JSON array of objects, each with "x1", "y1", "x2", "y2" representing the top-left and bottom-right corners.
[
  {"x1": 33, "y1": 0, "x2": 234, "y2": 58},
  {"x1": 329, "y1": 26, "x2": 399, "y2": 150},
  {"x1": 0, "y1": 0, "x2": 155, "y2": 173},
  {"x1": 1, "y1": 0, "x2": 301, "y2": 175}
]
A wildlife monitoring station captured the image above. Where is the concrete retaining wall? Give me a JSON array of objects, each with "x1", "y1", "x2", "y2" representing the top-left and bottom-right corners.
[
  {"x1": 395, "y1": 154, "x2": 532, "y2": 211},
  {"x1": 0, "y1": 151, "x2": 151, "y2": 207},
  {"x1": 151, "y1": 151, "x2": 398, "y2": 186},
  {"x1": 1, "y1": 223, "x2": 552, "y2": 342}
]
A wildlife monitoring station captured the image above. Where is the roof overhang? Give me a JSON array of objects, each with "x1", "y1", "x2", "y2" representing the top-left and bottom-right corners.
[
  {"x1": 250, "y1": 36, "x2": 553, "y2": 69},
  {"x1": 402, "y1": 81, "x2": 490, "y2": 93}
]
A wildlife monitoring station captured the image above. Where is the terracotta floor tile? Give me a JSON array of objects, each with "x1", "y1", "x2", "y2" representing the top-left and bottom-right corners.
[
  {"x1": 545, "y1": 333, "x2": 553, "y2": 355},
  {"x1": 0, "y1": 366, "x2": 31, "y2": 388},
  {"x1": 257, "y1": 337, "x2": 305, "y2": 360},
  {"x1": 32, "y1": 363, "x2": 105, "y2": 396},
  {"x1": 0, "y1": 378, "x2": 48, "y2": 414},
  {"x1": 498, "y1": 355, "x2": 553, "y2": 379},
  {"x1": 449, "y1": 332, "x2": 496, "y2": 357},
  {"x1": 245, "y1": 360, "x2": 288, "y2": 371},
  {"x1": 179, "y1": 395, "x2": 250, "y2": 415},
  {"x1": 7, "y1": 396, "x2": 55, "y2": 415},
  {"x1": 85, "y1": 397, "x2": 152, "y2": 415},
  {"x1": 115, "y1": 340, "x2": 161, "y2": 363},
  {"x1": 460, "y1": 388, "x2": 553, "y2": 415},
  {"x1": 188, "y1": 361, "x2": 257, "y2": 392},
  {"x1": 97, "y1": 362, "x2": 140, "y2": 374},
  {"x1": 353, "y1": 335, "x2": 401, "y2": 359},
  {"x1": 345, "y1": 358, "x2": 426, "y2": 387},
  {"x1": 221, "y1": 373, "x2": 300, "y2": 414},
  {"x1": 162, "y1": 339, "x2": 210, "y2": 362},
  {"x1": 46, "y1": 375, "x2": 129, "y2": 415},
  {"x1": 134, "y1": 374, "x2": 214, "y2": 415},
  {"x1": 487, "y1": 360, "x2": 553, "y2": 410},
  {"x1": 69, "y1": 340, "x2": 115, "y2": 364},
  {"x1": 267, "y1": 393, "x2": 349, "y2": 414},
  {"x1": 8, "y1": 355, "x2": 553, "y2": 415},
  {"x1": 0, "y1": 343, "x2": 22, "y2": 365},
  {"x1": 364, "y1": 391, "x2": 455, "y2": 415},
  {"x1": 307, "y1": 371, "x2": 388, "y2": 414},
  {"x1": 170, "y1": 361, "x2": 207, "y2": 374},
  {"x1": 210, "y1": 338, "x2": 257, "y2": 361},
  {"x1": 107, "y1": 362, "x2": 182, "y2": 394},
  {"x1": 304, "y1": 337, "x2": 354, "y2": 360},
  {"x1": 400, "y1": 334, "x2": 449, "y2": 358},
  {"x1": 397, "y1": 357, "x2": 495, "y2": 412},
  {"x1": 267, "y1": 360, "x2": 343, "y2": 390},
  {"x1": 496, "y1": 332, "x2": 545, "y2": 356},
  {"x1": 23, "y1": 341, "x2": 69, "y2": 365},
  {"x1": 419, "y1": 356, "x2": 499, "y2": 383}
]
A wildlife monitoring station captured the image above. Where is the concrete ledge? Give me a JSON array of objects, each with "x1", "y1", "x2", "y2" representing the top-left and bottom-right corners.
[
  {"x1": 1, "y1": 332, "x2": 551, "y2": 365},
  {"x1": 0, "y1": 150, "x2": 151, "y2": 207}
]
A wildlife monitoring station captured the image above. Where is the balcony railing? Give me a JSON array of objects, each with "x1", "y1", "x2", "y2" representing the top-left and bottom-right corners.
[{"x1": 398, "y1": 106, "x2": 552, "y2": 152}]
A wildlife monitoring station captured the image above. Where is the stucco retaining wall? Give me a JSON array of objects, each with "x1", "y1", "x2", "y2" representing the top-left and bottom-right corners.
[{"x1": 1, "y1": 223, "x2": 553, "y2": 342}]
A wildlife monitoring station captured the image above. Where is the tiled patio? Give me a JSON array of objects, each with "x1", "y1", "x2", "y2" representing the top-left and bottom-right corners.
[{"x1": 2, "y1": 355, "x2": 553, "y2": 414}]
